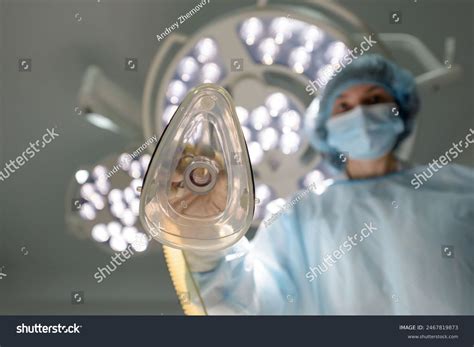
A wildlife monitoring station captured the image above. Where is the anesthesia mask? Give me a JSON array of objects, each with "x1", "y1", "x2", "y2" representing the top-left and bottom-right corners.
[{"x1": 139, "y1": 84, "x2": 255, "y2": 251}]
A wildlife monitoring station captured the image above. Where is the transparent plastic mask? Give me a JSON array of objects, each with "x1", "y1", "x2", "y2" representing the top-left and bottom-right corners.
[{"x1": 139, "y1": 84, "x2": 255, "y2": 251}]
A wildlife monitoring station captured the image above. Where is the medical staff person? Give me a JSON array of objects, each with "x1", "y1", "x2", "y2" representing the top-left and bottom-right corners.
[{"x1": 184, "y1": 54, "x2": 474, "y2": 315}]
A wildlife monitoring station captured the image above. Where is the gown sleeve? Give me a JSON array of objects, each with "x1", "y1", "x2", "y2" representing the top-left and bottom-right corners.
[{"x1": 185, "y1": 208, "x2": 303, "y2": 315}]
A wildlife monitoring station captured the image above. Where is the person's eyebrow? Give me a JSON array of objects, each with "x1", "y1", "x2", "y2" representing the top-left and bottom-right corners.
[
  {"x1": 367, "y1": 85, "x2": 384, "y2": 92},
  {"x1": 336, "y1": 85, "x2": 384, "y2": 99}
]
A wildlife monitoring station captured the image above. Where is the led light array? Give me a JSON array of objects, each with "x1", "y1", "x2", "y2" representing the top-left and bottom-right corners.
[
  {"x1": 74, "y1": 153, "x2": 152, "y2": 252},
  {"x1": 238, "y1": 16, "x2": 348, "y2": 77}
]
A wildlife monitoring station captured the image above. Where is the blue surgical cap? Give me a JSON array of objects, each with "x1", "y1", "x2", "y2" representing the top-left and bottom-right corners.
[{"x1": 305, "y1": 54, "x2": 420, "y2": 157}]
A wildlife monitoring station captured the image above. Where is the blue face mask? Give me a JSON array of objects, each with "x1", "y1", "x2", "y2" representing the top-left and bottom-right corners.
[{"x1": 326, "y1": 103, "x2": 404, "y2": 160}]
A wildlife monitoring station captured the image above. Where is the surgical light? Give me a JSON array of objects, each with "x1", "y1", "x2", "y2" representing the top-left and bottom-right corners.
[
  {"x1": 89, "y1": 193, "x2": 105, "y2": 210},
  {"x1": 108, "y1": 188, "x2": 122, "y2": 203},
  {"x1": 258, "y1": 127, "x2": 279, "y2": 151},
  {"x1": 280, "y1": 110, "x2": 301, "y2": 133},
  {"x1": 280, "y1": 132, "x2": 301, "y2": 154},
  {"x1": 118, "y1": 153, "x2": 132, "y2": 170},
  {"x1": 86, "y1": 113, "x2": 121, "y2": 133},
  {"x1": 241, "y1": 126, "x2": 252, "y2": 143},
  {"x1": 250, "y1": 106, "x2": 271, "y2": 130},
  {"x1": 75, "y1": 170, "x2": 89, "y2": 184},
  {"x1": 131, "y1": 233, "x2": 148, "y2": 252},
  {"x1": 128, "y1": 161, "x2": 142, "y2": 179},
  {"x1": 200, "y1": 63, "x2": 221, "y2": 83},
  {"x1": 265, "y1": 93, "x2": 289, "y2": 117},
  {"x1": 256, "y1": 183, "x2": 272, "y2": 201},
  {"x1": 91, "y1": 224, "x2": 109, "y2": 243},
  {"x1": 288, "y1": 47, "x2": 311, "y2": 74},
  {"x1": 257, "y1": 38, "x2": 279, "y2": 65},
  {"x1": 123, "y1": 187, "x2": 136, "y2": 204},
  {"x1": 166, "y1": 80, "x2": 188, "y2": 105},
  {"x1": 239, "y1": 17, "x2": 264, "y2": 46},
  {"x1": 80, "y1": 183, "x2": 96, "y2": 201},
  {"x1": 177, "y1": 56, "x2": 199, "y2": 82},
  {"x1": 236, "y1": 106, "x2": 249, "y2": 125},
  {"x1": 110, "y1": 236, "x2": 127, "y2": 252},
  {"x1": 79, "y1": 202, "x2": 96, "y2": 221},
  {"x1": 121, "y1": 209, "x2": 136, "y2": 227},
  {"x1": 163, "y1": 105, "x2": 178, "y2": 125},
  {"x1": 301, "y1": 26, "x2": 324, "y2": 52},
  {"x1": 247, "y1": 141, "x2": 264, "y2": 165},
  {"x1": 269, "y1": 17, "x2": 293, "y2": 44},
  {"x1": 107, "y1": 221, "x2": 122, "y2": 237},
  {"x1": 194, "y1": 38, "x2": 218, "y2": 63},
  {"x1": 92, "y1": 165, "x2": 107, "y2": 178},
  {"x1": 94, "y1": 178, "x2": 110, "y2": 196},
  {"x1": 139, "y1": 154, "x2": 151, "y2": 170},
  {"x1": 68, "y1": 150, "x2": 155, "y2": 253},
  {"x1": 122, "y1": 226, "x2": 138, "y2": 244},
  {"x1": 326, "y1": 41, "x2": 347, "y2": 65},
  {"x1": 141, "y1": 11, "x2": 389, "y2": 228}
]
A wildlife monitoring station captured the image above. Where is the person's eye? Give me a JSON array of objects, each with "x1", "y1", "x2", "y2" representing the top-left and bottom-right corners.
[
  {"x1": 367, "y1": 95, "x2": 382, "y2": 104},
  {"x1": 337, "y1": 102, "x2": 350, "y2": 112},
  {"x1": 332, "y1": 100, "x2": 353, "y2": 116}
]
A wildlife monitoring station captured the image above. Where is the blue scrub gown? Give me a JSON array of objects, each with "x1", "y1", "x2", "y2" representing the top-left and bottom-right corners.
[{"x1": 190, "y1": 164, "x2": 474, "y2": 314}]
